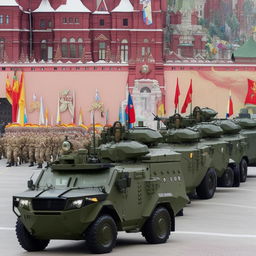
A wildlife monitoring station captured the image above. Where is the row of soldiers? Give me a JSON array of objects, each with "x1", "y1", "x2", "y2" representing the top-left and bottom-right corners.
[{"x1": 1, "y1": 126, "x2": 91, "y2": 168}]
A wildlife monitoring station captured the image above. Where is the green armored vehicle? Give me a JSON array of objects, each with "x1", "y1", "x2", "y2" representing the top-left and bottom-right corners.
[
  {"x1": 160, "y1": 128, "x2": 217, "y2": 199},
  {"x1": 212, "y1": 119, "x2": 247, "y2": 184},
  {"x1": 13, "y1": 124, "x2": 188, "y2": 254},
  {"x1": 127, "y1": 124, "x2": 217, "y2": 199},
  {"x1": 193, "y1": 123, "x2": 234, "y2": 187},
  {"x1": 234, "y1": 118, "x2": 256, "y2": 169}
]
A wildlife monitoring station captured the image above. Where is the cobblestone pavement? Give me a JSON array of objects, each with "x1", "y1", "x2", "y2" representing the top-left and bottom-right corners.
[{"x1": 0, "y1": 161, "x2": 256, "y2": 256}]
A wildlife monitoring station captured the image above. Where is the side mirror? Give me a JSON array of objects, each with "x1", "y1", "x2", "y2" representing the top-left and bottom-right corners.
[{"x1": 27, "y1": 179, "x2": 35, "y2": 190}]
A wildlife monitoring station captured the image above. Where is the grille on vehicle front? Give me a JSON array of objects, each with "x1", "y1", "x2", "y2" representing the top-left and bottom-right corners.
[{"x1": 32, "y1": 198, "x2": 66, "y2": 211}]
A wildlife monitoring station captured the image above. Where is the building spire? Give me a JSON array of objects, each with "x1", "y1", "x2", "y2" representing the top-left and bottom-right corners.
[
  {"x1": 112, "y1": 0, "x2": 134, "y2": 13},
  {"x1": 33, "y1": 0, "x2": 54, "y2": 13}
]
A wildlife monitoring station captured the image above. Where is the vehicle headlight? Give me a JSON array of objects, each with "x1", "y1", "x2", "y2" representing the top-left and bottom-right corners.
[
  {"x1": 62, "y1": 141, "x2": 72, "y2": 152},
  {"x1": 19, "y1": 199, "x2": 31, "y2": 210},
  {"x1": 71, "y1": 199, "x2": 83, "y2": 208},
  {"x1": 66, "y1": 199, "x2": 84, "y2": 210}
]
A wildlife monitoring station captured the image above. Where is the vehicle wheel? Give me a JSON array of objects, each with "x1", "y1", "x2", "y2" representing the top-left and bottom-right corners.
[
  {"x1": 16, "y1": 218, "x2": 49, "y2": 252},
  {"x1": 142, "y1": 207, "x2": 171, "y2": 244},
  {"x1": 85, "y1": 215, "x2": 117, "y2": 254},
  {"x1": 239, "y1": 159, "x2": 247, "y2": 183},
  {"x1": 232, "y1": 164, "x2": 240, "y2": 187},
  {"x1": 196, "y1": 168, "x2": 217, "y2": 199},
  {"x1": 217, "y1": 167, "x2": 234, "y2": 187}
]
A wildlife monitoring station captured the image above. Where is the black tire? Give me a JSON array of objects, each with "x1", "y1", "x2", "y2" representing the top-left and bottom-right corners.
[
  {"x1": 85, "y1": 215, "x2": 117, "y2": 254},
  {"x1": 239, "y1": 159, "x2": 248, "y2": 183},
  {"x1": 217, "y1": 167, "x2": 234, "y2": 187},
  {"x1": 16, "y1": 218, "x2": 49, "y2": 252},
  {"x1": 232, "y1": 164, "x2": 240, "y2": 187},
  {"x1": 142, "y1": 207, "x2": 171, "y2": 244},
  {"x1": 196, "y1": 168, "x2": 217, "y2": 199}
]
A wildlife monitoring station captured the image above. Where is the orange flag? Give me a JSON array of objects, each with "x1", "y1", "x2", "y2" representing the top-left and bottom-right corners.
[
  {"x1": 11, "y1": 72, "x2": 20, "y2": 122},
  {"x1": 181, "y1": 79, "x2": 193, "y2": 114}
]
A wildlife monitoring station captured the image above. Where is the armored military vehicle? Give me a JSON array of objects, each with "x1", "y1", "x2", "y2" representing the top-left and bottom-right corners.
[
  {"x1": 232, "y1": 118, "x2": 256, "y2": 180},
  {"x1": 212, "y1": 119, "x2": 247, "y2": 184},
  {"x1": 13, "y1": 123, "x2": 188, "y2": 254},
  {"x1": 126, "y1": 124, "x2": 217, "y2": 199},
  {"x1": 193, "y1": 123, "x2": 234, "y2": 187}
]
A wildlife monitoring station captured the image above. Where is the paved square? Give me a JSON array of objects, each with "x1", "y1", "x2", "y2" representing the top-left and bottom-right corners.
[{"x1": 0, "y1": 161, "x2": 255, "y2": 256}]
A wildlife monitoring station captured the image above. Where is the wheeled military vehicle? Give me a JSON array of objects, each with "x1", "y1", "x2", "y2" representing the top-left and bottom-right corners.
[
  {"x1": 234, "y1": 118, "x2": 256, "y2": 169},
  {"x1": 13, "y1": 122, "x2": 188, "y2": 254},
  {"x1": 212, "y1": 119, "x2": 247, "y2": 184},
  {"x1": 160, "y1": 107, "x2": 248, "y2": 185},
  {"x1": 192, "y1": 123, "x2": 234, "y2": 187},
  {"x1": 127, "y1": 124, "x2": 219, "y2": 199}
]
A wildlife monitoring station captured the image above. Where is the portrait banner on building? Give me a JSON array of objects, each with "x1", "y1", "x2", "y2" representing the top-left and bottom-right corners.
[{"x1": 59, "y1": 89, "x2": 75, "y2": 121}]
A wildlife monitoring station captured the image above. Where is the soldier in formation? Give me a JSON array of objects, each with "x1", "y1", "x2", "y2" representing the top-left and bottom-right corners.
[{"x1": 1, "y1": 126, "x2": 91, "y2": 168}]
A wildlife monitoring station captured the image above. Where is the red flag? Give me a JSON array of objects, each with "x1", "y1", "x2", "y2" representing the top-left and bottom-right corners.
[
  {"x1": 174, "y1": 78, "x2": 180, "y2": 110},
  {"x1": 244, "y1": 79, "x2": 256, "y2": 105},
  {"x1": 226, "y1": 90, "x2": 233, "y2": 118},
  {"x1": 181, "y1": 79, "x2": 193, "y2": 114}
]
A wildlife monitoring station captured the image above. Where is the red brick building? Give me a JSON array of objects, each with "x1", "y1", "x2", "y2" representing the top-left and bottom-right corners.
[{"x1": 0, "y1": 0, "x2": 167, "y2": 65}]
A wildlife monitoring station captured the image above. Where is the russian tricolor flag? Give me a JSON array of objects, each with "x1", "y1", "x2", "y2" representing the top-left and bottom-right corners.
[{"x1": 141, "y1": 0, "x2": 152, "y2": 25}]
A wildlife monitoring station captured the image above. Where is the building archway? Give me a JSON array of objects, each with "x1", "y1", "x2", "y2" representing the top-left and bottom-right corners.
[
  {"x1": 0, "y1": 98, "x2": 12, "y2": 124},
  {"x1": 132, "y1": 79, "x2": 162, "y2": 129}
]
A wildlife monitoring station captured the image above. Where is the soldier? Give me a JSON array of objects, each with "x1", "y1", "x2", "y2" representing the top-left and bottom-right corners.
[
  {"x1": 6, "y1": 135, "x2": 14, "y2": 167},
  {"x1": 45, "y1": 135, "x2": 52, "y2": 167},
  {"x1": 28, "y1": 134, "x2": 36, "y2": 167},
  {"x1": 12, "y1": 136, "x2": 22, "y2": 166}
]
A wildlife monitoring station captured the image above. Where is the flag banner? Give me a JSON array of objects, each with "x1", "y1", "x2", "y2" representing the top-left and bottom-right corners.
[
  {"x1": 39, "y1": 96, "x2": 45, "y2": 125},
  {"x1": 5, "y1": 74, "x2": 12, "y2": 104},
  {"x1": 45, "y1": 107, "x2": 49, "y2": 126},
  {"x1": 56, "y1": 94, "x2": 61, "y2": 125},
  {"x1": 141, "y1": 0, "x2": 152, "y2": 25},
  {"x1": 119, "y1": 105, "x2": 124, "y2": 124},
  {"x1": 226, "y1": 91, "x2": 234, "y2": 118},
  {"x1": 125, "y1": 92, "x2": 136, "y2": 127},
  {"x1": 244, "y1": 79, "x2": 256, "y2": 105},
  {"x1": 174, "y1": 78, "x2": 180, "y2": 112},
  {"x1": 78, "y1": 108, "x2": 83, "y2": 125},
  {"x1": 157, "y1": 101, "x2": 165, "y2": 117},
  {"x1": 106, "y1": 110, "x2": 109, "y2": 125},
  {"x1": 181, "y1": 79, "x2": 193, "y2": 114},
  {"x1": 11, "y1": 72, "x2": 20, "y2": 123},
  {"x1": 18, "y1": 72, "x2": 26, "y2": 126}
]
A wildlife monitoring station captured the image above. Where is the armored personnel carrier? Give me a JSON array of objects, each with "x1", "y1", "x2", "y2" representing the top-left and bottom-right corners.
[
  {"x1": 167, "y1": 107, "x2": 248, "y2": 185},
  {"x1": 127, "y1": 124, "x2": 218, "y2": 199},
  {"x1": 193, "y1": 123, "x2": 233, "y2": 187},
  {"x1": 212, "y1": 119, "x2": 247, "y2": 184},
  {"x1": 13, "y1": 122, "x2": 188, "y2": 254},
  {"x1": 233, "y1": 118, "x2": 256, "y2": 172}
]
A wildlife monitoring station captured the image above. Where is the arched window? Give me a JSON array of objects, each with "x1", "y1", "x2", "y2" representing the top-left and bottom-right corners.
[
  {"x1": 78, "y1": 38, "x2": 83, "y2": 58},
  {"x1": 142, "y1": 38, "x2": 151, "y2": 56},
  {"x1": 0, "y1": 38, "x2": 4, "y2": 60},
  {"x1": 40, "y1": 40, "x2": 47, "y2": 61},
  {"x1": 61, "y1": 38, "x2": 68, "y2": 57},
  {"x1": 99, "y1": 42, "x2": 106, "y2": 60},
  {"x1": 6, "y1": 15, "x2": 9, "y2": 24},
  {"x1": 140, "y1": 87, "x2": 151, "y2": 93},
  {"x1": 70, "y1": 38, "x2": 76, "y2": 58},
  {"x1": 121, "y1": 39, "x2": 128, "y2": 63}
]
